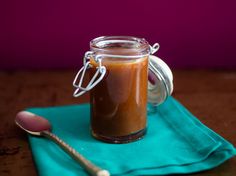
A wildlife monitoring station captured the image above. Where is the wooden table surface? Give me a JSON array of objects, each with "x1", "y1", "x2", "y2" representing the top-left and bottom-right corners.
[{"x1": 0, "y1": 69, "x2": 235, "y2": 176}]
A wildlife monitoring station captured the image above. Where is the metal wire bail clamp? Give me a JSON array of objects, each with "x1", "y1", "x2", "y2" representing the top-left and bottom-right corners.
[{"x1": 73, "y1": 52, "x2": 107, "y2": 97}]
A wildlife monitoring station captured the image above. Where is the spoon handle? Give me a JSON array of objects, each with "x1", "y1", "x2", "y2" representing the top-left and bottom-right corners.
[{"x1": 41, "y1": 131, "x2": 110, "y2": 176}]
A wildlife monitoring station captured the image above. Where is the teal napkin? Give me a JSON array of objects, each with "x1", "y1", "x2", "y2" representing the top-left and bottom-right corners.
[{"x1": 27, "y1": 96, "x2": 236, "y2": 176}]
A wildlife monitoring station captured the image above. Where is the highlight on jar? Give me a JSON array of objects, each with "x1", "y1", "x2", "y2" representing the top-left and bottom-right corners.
[{"x1": 73, "y1": 36, "x2": 173, "y2": 144}]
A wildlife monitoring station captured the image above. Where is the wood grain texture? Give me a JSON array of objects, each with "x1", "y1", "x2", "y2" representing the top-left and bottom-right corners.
[{"x1": 0, "y1": 70, "x2": 235, "y2": 176}]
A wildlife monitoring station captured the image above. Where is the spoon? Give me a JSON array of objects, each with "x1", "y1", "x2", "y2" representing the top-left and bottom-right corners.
[{"x1": 15, "y1": 111, "x2": 110, "y2": 176}]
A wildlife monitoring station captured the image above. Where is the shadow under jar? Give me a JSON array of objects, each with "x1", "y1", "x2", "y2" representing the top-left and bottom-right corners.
[{"x1": 89, "y1": 36, "x2": 149, "y2": 143}]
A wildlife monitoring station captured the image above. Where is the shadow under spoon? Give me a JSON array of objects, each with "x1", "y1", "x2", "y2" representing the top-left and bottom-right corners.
[{"x1": 15, "y1": 111, "x2": 110, "y2": 176}]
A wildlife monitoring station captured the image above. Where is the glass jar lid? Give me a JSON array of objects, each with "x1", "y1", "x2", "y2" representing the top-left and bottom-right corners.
[{"x1": 148, "y1": 55, "x2": 173, "y2": 105}]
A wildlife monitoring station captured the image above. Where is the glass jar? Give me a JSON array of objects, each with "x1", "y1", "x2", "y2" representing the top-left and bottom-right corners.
[{"x1": 73, "y1": 36, "x2": 173, "y2": 143}]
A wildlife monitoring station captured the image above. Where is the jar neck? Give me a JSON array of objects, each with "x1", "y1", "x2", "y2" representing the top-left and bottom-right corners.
[{"x1": 90, "y1": 36, "x2": 150, "y2": 57}]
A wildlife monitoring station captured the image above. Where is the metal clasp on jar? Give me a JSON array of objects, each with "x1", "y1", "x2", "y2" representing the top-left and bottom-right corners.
[{"x1": 73, "y1": 51, "x2": 106, "y2": 97}]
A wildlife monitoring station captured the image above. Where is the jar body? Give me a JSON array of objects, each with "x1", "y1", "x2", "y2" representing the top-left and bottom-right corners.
[{"x1": 89, "y1": 36, "x2": 149, "y2": 143}]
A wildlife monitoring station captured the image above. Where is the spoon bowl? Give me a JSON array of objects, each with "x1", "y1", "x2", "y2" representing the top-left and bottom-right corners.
[{"x1": 15, "y1": 111, "x2": 51, "y2": 135}]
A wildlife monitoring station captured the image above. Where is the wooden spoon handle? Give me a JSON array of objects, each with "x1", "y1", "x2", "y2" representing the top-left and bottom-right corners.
[{"x1": 41, "y1": 131, "x2": 110, "y2": 176}]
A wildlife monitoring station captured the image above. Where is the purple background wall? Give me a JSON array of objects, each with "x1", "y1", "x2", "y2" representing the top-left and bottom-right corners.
[{"x1": 1, "y1": 0, "x2": 236, "y2": 69}]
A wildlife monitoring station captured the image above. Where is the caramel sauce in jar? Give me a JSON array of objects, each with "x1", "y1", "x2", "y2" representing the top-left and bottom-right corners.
[{"x1": 89, "y1": 41, "x2": 149, "y2": 143}]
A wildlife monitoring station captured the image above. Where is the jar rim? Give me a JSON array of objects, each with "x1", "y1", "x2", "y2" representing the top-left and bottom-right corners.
[{"x1": 90, "y1": 36, "x2": 150, "y2": 55}]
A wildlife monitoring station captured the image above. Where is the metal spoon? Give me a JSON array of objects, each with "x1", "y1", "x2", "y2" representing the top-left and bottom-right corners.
[{"x1": 15, "y1": 111, "x2": 110, "y2": 176}]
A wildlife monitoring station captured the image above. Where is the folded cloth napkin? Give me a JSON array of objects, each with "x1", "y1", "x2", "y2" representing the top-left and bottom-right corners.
[{"x1": 27, "y1": 96, "x2": 236, "y2": 176}]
